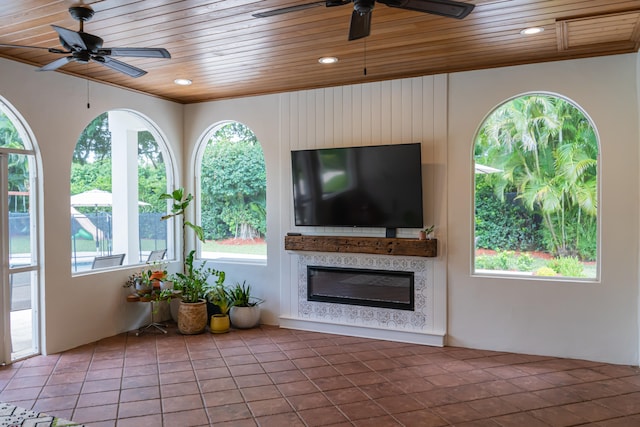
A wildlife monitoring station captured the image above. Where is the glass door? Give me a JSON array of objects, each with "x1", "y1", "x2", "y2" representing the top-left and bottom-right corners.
[{"x1": 1, "y1": 149, "x2": 39, "y2": 363}]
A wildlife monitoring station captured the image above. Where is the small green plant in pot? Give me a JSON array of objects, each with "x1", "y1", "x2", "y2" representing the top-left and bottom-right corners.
[
  {"x1": 207, "y1": 283, "x2": 232, "y2": 333},
  {"x1": 229, "y1": 281, "x2": 264, "y2": 329}
]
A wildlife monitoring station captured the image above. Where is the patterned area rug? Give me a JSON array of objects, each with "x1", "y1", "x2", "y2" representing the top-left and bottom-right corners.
[{"x1": 0, "y1": 402, "x2": 83, "y2": 427}]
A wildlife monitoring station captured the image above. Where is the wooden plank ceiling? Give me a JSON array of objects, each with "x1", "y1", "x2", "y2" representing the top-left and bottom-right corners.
[{"x1": 0, "y1": 0, "x2": 639, "y2": 104}]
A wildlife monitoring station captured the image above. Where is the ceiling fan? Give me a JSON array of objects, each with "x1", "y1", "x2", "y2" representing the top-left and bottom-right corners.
[
  {"x1": 0, "y1": 5, "x2": 170, "y2": 78},
  {"x1": 253, "y1": 0, "x2": 475, "y2": 41}
]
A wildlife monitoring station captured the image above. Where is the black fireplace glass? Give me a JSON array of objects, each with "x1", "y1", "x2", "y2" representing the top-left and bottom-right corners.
[{"x1": 307, "y1": 266, "x2": 414, "y2": 311}]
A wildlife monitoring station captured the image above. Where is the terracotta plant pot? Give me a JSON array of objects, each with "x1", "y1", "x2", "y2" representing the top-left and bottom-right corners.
[
  {"x1": 177, "y1": 300, "x2": 207, "y2": 334},
  {"x1": 210, "y1": 314, "x2": 230, "y2": 333},
  {"x1": 149, "y1": 271, "x2": 165, "y2": 281}
]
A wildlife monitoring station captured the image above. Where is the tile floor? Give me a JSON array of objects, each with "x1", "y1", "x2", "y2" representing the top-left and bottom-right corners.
[{"x1": 1, "y1": 324, "x2": 640, "y2": 426}]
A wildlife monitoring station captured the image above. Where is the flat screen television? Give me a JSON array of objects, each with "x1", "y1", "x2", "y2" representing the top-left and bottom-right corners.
[{"x1": 291, "y1": 142, "x2": 424, "y2": 234}]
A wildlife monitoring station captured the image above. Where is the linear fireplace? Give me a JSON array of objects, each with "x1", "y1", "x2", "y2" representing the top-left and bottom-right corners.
[{"x1": 307, "y1": 266, "x2": 414, "y2": 311}]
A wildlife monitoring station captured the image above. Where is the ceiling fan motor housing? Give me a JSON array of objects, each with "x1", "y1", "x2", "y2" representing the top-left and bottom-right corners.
[
  {"x1": 354, "y1": 0, "x2": 375, "y2": 14},
  {"x1": 68, "y1": 6, "x2": 95, "y2": 22}
]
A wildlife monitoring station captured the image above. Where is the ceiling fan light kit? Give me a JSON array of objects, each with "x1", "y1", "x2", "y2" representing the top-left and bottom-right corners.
[
  {"x1": 0, "y1": 5, "x2": 170, "y2": 78},
  {"x1": 253, "y1": 0, "x2": 474, "y2": 40}
]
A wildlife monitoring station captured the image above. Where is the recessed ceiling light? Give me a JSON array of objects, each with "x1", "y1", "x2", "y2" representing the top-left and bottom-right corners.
[
  {"x1": 520, "y1": 27, "x2": 544, "y2": 35},
  {"x1": 318, "y1": 57, "x2": 338, "y2": 64},
  {"x1": 174, "y1": 78, "x2": 192, "y2": 86}
]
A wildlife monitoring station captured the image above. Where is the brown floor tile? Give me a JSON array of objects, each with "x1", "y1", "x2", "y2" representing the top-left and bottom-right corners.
[
  {"x1": 393, "y1": 409, "x2": 449, "y2": 427},
  {"x1": 492, "y1": 412, "x2": 550, "y2": 427},
  {"x1": 234, "y1": 373, "x2": 273, "y2": 387},
  {"x1": 324, "y1": 387, "x2": 370, "y2": 404},
  {"x1": 268, "y1": 369, "x2": 307, "y2": 384},
  {"x1": 500, "y1": 391, "x2": 554, "y2": 411},
  {"x1": 247, "y1": 397, "x2": 294, "y2": 416},
  {"x1": 255, "y1": 411, "x2": 306, "y2": 426},
  {"x1": 119, "y1": 385, "x2": 160, "y2": 402},
  {"x1": 596, "y1": 392, "x2": 640, "y2": 415},
  {"x1": 359, "y1": 382, "x2": 405, "y2": 399},
  {"x1": 31, "y1": 395, "x2": 78, "y2": 412},
  {"x1": 312, "y1": 375, "x2": 353, "y2": 391},
  {"x1": 72, "y1": 403, "x2": 118, "y2": 424},
  {"x1": 563, "y1": 400, "x2": 624, "y2": 422},
  {"x1": 298, "y1": 405, "x2": 349, "y2": 426},
  {"x1": 120, "y1": 374, "x2": 159, "y2": 389},
  {"x1": 202, "y1": 389, "x2": 244, "y2": 407},
  {"x1": 207, "y1": 402, "x2": 253, "y2": 423},
  {"x1": 375, "y1": 394, "x2": 425, "y2": 414},
  {"x1": 76, "y1": 390, "x2": 119, "y2": 407},
  {"x1": 118, "y1": 398, "x2": 162, "y2": 418},
  {"x1": 116, "y1": 414, "x2": 163, "y2": 427},
  {"x1": 163, "y1": 407, "x2": 210, "y2": 426},
  {"x1": 4, "y1": 325, "x2": 640, "y2": 427},
  {"x1": 338, "y1": 399, "x2": 387, "y2": 420},
  {"x1": 277, "y1": 379, "x2": 320, "y2": 396},
  {"x1": 352, "y1": 414, "x2": 403, "y2": 426},
  {"x1": 239, "y1": 384, "x2": 282, "y2": 401},
  {"x1": 287, "y1": 391, "x2": 333, "y2": 411},
  {"x1": 39, "y1": 382, "x2": 83, "y2": 398},
  {"x1": 431, "y1": 402, "x2": 485, "y2": 424},
  {"x1": 466, "y1": 396, "x2": 520, "y2": 418}
]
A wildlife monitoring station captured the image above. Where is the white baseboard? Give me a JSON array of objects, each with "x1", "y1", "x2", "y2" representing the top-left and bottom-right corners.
[{"x1": 279, "y1": 316, "x2": 445, "y2": 347}]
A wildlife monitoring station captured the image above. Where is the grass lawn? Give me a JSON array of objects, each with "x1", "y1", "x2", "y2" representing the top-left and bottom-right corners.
[
  {"x1": 475, "y1": 249, "x2": 597, "y2": 279},
  {"x1": 203, "y1": 238, "x2": 266, "y2": 255}
]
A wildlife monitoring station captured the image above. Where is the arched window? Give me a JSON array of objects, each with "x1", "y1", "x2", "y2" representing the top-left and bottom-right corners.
[
  {"x1": 1, "y1": 98, "x2": 40, "y2": 362},
  {"x1": 70, "y1": 110, "x2": 172, "y2": 273},
  {"x1": 474, "y1": 94, "x2": 599, "y2": 280},
  {"x1": 196, "y1": 121, "x2": 266, "y2": 262}
]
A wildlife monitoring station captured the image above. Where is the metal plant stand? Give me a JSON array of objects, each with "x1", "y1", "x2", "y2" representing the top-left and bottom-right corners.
[{"x1": 136, "y1": 300, "x2": 168, "y2": 336}]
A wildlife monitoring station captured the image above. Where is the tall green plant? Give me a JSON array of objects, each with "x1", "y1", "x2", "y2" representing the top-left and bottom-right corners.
[{"x1": 160, "y1": 188, "x2": 205, "y2": 272}]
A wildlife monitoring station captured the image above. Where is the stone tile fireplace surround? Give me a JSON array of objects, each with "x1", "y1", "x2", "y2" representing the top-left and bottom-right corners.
[{"x1": 280, "y1": 249, "x2": 445, "y2": 346}]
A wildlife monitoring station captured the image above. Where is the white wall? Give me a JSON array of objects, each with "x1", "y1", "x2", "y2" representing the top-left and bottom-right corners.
[
  {"x1": 0, "y1": 58, "x2": 183, "y2": 354},
  {"x1": 448, "y1": 54, "x2": 640, "y2": 365},
  {"x1": 1, "y1": 51, "x2": 638, "y2": 365},
  {"x1": 183, "y1": 95, "x2": 283, "y2": 326}
]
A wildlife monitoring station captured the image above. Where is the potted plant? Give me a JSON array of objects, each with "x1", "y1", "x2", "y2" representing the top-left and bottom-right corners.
[
  {"x1": 419, "y1": 225, "x2": 435, "y2": 240},
  {"x1": 170, "y1": 251, "x2": 224, "y2": 334},
  {"x1": 160, "y1": 188, "x2": 224, "y2": 334},
  {"x1": 207, "y1": 282, "x2": 232, "y2": 333},
  {"x1": 228, "y1": 281, "x2": 264, "y2": 329}
]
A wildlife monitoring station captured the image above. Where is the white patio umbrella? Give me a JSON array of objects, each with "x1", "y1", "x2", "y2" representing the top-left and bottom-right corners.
[
  {"x1": 475, "y1": 163, "x2": 502, "y2": 174},
  {"x1": 70, "y1": 189, "x2": 150, "y2": 206}
]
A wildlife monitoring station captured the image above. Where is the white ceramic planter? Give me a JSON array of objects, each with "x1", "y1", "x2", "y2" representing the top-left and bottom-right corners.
[{"x1": 229, "y1": 306, "x2": 261, "y2": 329}]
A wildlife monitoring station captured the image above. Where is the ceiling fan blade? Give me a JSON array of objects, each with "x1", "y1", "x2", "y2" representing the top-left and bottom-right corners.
[
  {"x1": 37, "y1": 56, "x2": 73, "y2": 71},
  {"x1": 51, "y1": 25, "x2": 88, "y2": 50},
  {"x1": 253, "y1": 1, "x2": 349, "y2": 18},
  {"x1": 348, "y1": 9, "x2": 372, "y2": 40},
  {"x1": 0, "y1": 43, "x2": 69, "y2": 54},
  {"x1": 378, "y1": 0, "x2": 474, "y2": 19},
  {"x1": 94, "y1": 56, "x2": 147, "y2": 78},
  {"x1": 97, "y1": 47, "x2": 171, "y2": 58}
]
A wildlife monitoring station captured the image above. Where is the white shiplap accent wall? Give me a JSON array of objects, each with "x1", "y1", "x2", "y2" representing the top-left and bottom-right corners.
[{"x1": 279, "y1": 76, "x2": 448, "y2": 344}]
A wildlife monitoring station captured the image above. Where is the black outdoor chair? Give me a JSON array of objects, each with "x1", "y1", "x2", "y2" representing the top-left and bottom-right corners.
[
  {"x1": 91, "y1": 253, "x2": 125, "y2": 269},
  {"x1": 146, "y1": 249, "x2": 166, "y2": 263}
]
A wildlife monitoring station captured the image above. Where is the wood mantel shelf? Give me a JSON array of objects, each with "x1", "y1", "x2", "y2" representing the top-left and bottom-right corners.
[{"x1": 284, "y1": 235, "x2": 437, "y2": 257}]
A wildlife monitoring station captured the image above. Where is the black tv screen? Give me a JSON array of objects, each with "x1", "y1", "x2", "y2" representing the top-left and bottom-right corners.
[{"x1": 291, "y1": 143, "x2": 424, "y2": 229}]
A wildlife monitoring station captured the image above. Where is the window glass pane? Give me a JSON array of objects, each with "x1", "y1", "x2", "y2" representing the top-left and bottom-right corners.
[
  {"x1": 0, "y1": 111, "x2": 25, "y2": 149},
  {"x1": 8, "y1": 153, "x2": 32, "y2": 267},
  {"x1": 200, "y1": 122, "x2": 266, "y2": 261},
  {"x1": 474, "y1": 94, "x2": 598, "y2": 280},
  {"x1": 71, "y1": 111, "x2": 169, "y2": 273}
]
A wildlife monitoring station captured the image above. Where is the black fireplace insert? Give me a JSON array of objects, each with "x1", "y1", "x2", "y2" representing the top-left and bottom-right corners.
[{"x1": 307, "y1": 266, "x2": 414, "y2": 311}]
